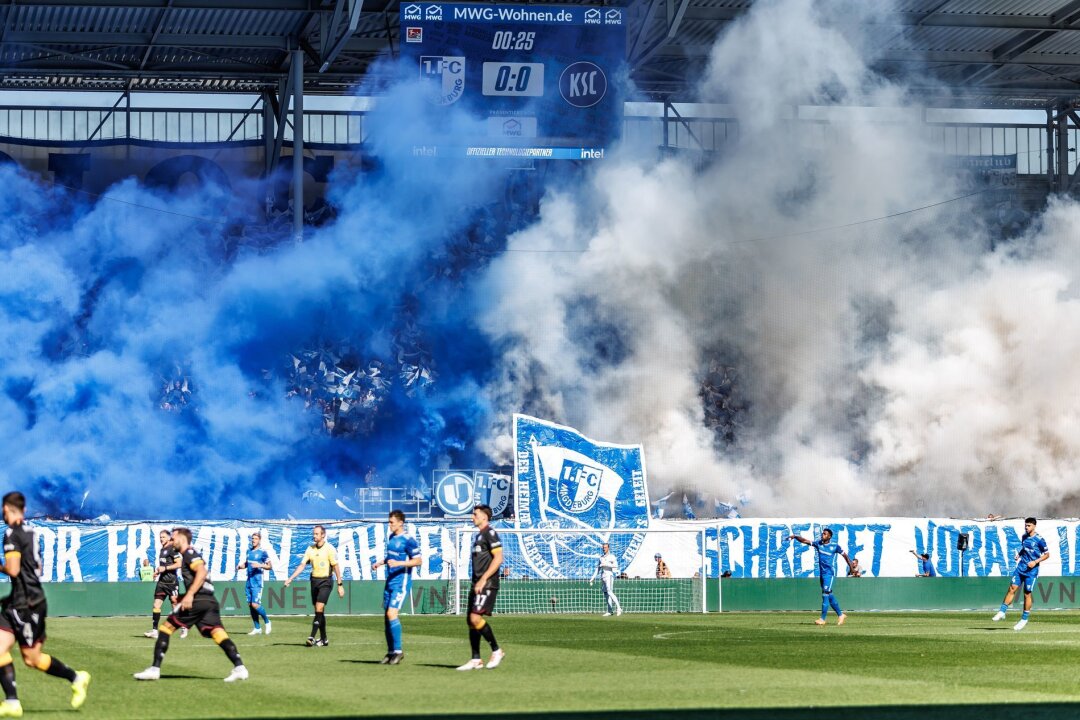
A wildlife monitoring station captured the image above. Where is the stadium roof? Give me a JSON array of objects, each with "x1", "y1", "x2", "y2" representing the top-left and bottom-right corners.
[
  {"x1": 3, "y1": 0, "x2": 1080, "y2": 108},
  {"x1": 628, "y1": 0, "x2": 1080, "y2": 108}
]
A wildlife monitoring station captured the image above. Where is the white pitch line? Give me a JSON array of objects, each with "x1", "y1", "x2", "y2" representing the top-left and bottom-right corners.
[
  {"x1": 653, "y1": 629, "x2": 725, "y2": 640},
  {"x1": 77, "y1": 638, "x2": 462, "y2": 650}
]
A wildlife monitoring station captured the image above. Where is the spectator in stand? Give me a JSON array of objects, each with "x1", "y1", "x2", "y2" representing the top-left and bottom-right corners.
[
  {"x1": 721, "y1": 570, "x2": 732, "y2": 579},
  {"x1": 847, "y1": 557, "x2": 864, "y2": 578},
  {"x1": 910, "y1": 550, "x2": 937, "y2": 577},
  {"x1": 654, "y1": 554, "x2": 672, "y2": 579}
]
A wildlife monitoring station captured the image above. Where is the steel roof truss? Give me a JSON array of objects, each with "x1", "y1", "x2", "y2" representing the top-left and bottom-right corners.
[
  {"x1": 140, "y1": 0, "x2": 176, "y2": 71},
  {"x1": 319, "y1": 0, "x2": 363, "y2": 72}
]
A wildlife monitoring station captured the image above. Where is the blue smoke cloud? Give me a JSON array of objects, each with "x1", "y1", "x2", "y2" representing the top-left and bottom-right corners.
[{"x1": 0, "y1": 76, "x2": 524, "y2": 520}]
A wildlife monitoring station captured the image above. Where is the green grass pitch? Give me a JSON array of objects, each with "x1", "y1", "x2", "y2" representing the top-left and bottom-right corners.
[{"x1": 11, "y1": 612, "x2": 1080, "y2": 719}]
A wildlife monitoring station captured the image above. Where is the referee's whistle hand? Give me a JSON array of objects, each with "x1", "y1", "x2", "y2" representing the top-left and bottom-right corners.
[
  {"x1": 337, "y1": 585, "x2": 345, "y2": 598},
  {"x1": 283, "y1": 579, "x2": 291, "y2": 588}
]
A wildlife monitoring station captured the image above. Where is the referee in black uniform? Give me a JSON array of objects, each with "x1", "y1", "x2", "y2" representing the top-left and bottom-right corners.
[{"x1": 284, "y1": 525, "x2": 344, "y2": 646}]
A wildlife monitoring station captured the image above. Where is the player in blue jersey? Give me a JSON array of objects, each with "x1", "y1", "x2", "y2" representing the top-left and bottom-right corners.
[
  {"x1": 371, "y1": 510, "x2": 422, "y2": 665},
  {"x1": 788, "y1": 528, "x2": 854, "y2": 625},
  {"x1": 236, "y1": 532, "x2": 272, "y2": 636},
  {"x1": 992, "y1": 517, "x2": 1050, "y2": 631}
]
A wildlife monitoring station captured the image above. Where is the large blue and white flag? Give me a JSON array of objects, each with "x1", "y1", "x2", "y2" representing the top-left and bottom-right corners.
[{"x1": 512, "y1": 414, "x2": 650, "y2": 578}]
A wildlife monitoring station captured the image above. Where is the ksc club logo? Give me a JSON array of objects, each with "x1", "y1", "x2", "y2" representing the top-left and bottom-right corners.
[
  {"x1": 434, "y1": 472, "x2": 474, "y2": 515},
  {"x1": 420, "y1": 55, "x2": 465, "y2": 105},
  {"x1": 559, "y1": 62, "x2": 606, "y2": 108}
]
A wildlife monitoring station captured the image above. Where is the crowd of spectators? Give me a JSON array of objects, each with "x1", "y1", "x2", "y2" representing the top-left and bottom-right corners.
[
  {"x1": 699, "y1": 359, "x2": 747, "y2": 448},
  {"x1": 283, "y1": 344, "x2": 392, "y2": 436},
  {"x1": 158, "y1": 366, "x2": 194, "y2": 412}
]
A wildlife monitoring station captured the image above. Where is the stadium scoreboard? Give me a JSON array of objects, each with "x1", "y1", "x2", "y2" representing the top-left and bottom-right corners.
[{"x1": 399, "y1": 2, "x2": 625, "y2": 160}]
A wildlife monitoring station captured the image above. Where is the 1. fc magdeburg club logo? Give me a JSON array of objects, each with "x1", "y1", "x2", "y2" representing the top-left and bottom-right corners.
[{"x1": 420, "y1": 55, "x2": 465, "y2": 105}]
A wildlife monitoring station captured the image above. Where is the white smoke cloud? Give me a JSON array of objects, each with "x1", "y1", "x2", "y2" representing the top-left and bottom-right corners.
[
  {"x1": 475, "y1": 0, "x2": 1079, "y2": 518},
  {"x1": 9, "y1": 0, "x2": 1079, "y2": 522}
]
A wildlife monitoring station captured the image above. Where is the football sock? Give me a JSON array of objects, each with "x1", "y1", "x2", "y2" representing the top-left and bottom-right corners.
[
  {"x1": 219, "y1": 639, "x2": 243, "y2": 667},
  {"x1": 257, "y1": 606, "x2": 269, "y2": 624},
  {"x1": 469, "y1": 628, "x2": 481, "y2": 658},
  {"x1": 249, "y1": 607, "x2": 260, "y2": 628},
  {"x1": 315, "y1": 612, "x2": 327, "y2": 641},
  {"x1": 153, "y1": 632, "x2": 171, "y2": 668},
  {"x1": 829, "y1": 594, "x2": 843, "y2": 615},
  {"x1": 820, "y1": 596, "x2": 830, "y2": 619},
  {"x1": 478, "y1": 622, "x2": 499, "y2": 651},
  {"x1": 152, "y1": 610, "x2": 161, "y2": 630},
  {"x1": 389, "y1": 618, "x2": 402, "y2": 652},
  {"x1": 1021, "y1": 610, "x2": 1030, "y2": 620},
  {"x1": 39, "y1": 655, "x2": 77, "y2": 682},
  {"x1": 0, "y1": 658, "x2": 16, "y2": 700}
]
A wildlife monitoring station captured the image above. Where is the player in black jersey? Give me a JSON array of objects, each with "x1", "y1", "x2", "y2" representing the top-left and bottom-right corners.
[
  {"x1": 0, "y1": 492, "x2": 90, "y2": 717},
  {"x1": 145, "y1": 530, "x2": 184, "y2": 639},
  {"x1": 134, "y1": 527, "x2": 249, "y2": 682},
  {"x1": 456, "y1": 505, "x2": 506, "y2": 671}
]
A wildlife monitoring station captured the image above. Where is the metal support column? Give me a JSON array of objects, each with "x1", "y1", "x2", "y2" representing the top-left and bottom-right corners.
[
  {"x1": 125, "y1": 91, "x2": 132, "y2": 163},
  {"x1": 1058, "y1": 107, "x2": 1071, "y2": 193},
  {"x1": 291, "y1": 48, "x2": 305, "y2": 242},
  {"x1": 1047, "y1": 108, "x2": 1055, "y2": 189},
  {"x1": 663, "y1": 101, "x2": 669, "y2": 149},
  {"x1": 262, "y1": 91, "x2": 275, "y2": 176}
]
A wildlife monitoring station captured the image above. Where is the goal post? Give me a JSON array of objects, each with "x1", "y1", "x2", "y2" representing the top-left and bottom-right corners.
[{"x1": 448, "y1": 527, "x2": 708, "y2": 615}]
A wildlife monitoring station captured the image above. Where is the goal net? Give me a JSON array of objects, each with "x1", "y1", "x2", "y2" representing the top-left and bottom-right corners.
[{"x1": 446, "y1": 527, "x2": 706, "y2": 615}]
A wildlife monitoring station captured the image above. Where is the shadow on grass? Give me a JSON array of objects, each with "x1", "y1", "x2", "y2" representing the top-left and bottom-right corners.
[
  {"x1": 339, "y1": 659, "x2": 385, "y2": 665},
  {"x1": 204, "y1": 705, "x2": 1080, "y2": 720}
]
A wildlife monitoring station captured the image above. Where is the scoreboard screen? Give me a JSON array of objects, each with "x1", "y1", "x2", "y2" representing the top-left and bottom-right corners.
[{"x1": 399, "y1": 2, "x2": 626, "y2": 160}]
